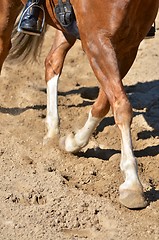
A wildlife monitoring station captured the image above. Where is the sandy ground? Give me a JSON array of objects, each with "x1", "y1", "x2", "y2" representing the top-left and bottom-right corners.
[{"x1": 0, "y1": 15, "x2": 159, "y2": 240}]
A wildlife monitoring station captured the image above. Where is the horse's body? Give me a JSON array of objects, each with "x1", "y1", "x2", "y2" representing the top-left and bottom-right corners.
[{"x1": 0, "y1": 0, "x2": 158, "y2": 209}]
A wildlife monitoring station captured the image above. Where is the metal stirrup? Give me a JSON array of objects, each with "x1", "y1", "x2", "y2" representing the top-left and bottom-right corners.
[{"x1": 17, "y1": 3, "x2": 45, "y2": 35}]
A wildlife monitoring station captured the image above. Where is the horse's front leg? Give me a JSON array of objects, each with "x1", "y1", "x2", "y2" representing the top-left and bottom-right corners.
[
  {"x1": 60, "y1": 88, "x2": 110, "y2": 153},
  {"x1": 43, "y1": 30, "x2": 76, "y2": 144},
  {"x1": 82, "y1": 34, "x2": 147, "y2": 209},
  {"x1": 118, "y1": 121, "x2": 147, "y2": 209},
  {"x1": 0, "y1": 0, "x2": 22, "y2": 72}
]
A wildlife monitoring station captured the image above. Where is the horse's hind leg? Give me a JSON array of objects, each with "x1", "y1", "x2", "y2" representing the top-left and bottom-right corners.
[
  {"x1": 43, "y1": 30, "x2": 76, "y2": 144},
  {"x1": 60, "y1": 88, "x2": 110, "y2": 153},
  {"x1": 0, "y1": 0, "x2": 22, "y2": 72}
]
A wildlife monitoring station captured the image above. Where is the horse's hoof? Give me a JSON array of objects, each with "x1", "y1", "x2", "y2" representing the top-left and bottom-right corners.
[
  {"x1": 59, "y1": 133, "x2": 81, "y2": 153},
  {"x1": 119, "y1": 189, "x2": 148, "y2": 209}
]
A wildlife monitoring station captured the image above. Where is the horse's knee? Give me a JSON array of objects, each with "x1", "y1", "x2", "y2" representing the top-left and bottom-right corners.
[
  {"x1": 45, "y1": 53, "x2": 62, "y2": 81},
  {"x1": 113, "y1": 97, "x2": 132, "y2": 127},
  {"x1": 45, "y1": 56, "x2": 53, "y2": 77}
]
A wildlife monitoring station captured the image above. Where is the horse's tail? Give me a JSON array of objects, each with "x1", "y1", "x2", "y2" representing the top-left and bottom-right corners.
[{"x1": 8, "y1": 21, "x2": 47, "y2": 63}]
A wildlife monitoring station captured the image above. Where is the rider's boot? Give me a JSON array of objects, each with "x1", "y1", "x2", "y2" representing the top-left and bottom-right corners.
[{"x1": 18, "y1": 0, "x2": 45, "y2": 36}]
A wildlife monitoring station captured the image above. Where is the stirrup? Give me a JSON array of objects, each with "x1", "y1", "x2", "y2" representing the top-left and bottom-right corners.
[{"x1": 17, "y1": 3, "x2": 45, "y2": 36}]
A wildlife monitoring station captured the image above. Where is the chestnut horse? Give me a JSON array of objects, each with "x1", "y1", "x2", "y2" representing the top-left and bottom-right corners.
[{"x1": 0, "y1": 0, "x2": 158, "y2": 209}]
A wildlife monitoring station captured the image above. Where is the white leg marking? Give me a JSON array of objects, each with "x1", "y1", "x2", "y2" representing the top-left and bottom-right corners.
[
  {"x1": 43, "y1": 75, "x2": 60, "y2": 144},
  {"x1": 119, "y1": 126, "x2": 140, "y2": 189},
  {"x1": 119, "y1": 125, "x2": 147, "y2": 208},
  {"x1": 60, "y1": 111, "x2": 101, "y2": 153}
]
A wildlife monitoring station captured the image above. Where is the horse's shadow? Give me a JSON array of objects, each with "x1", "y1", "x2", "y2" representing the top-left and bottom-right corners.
[
  {"x1": 125, "y1": 79, "x2": 159, "y2": 136},
  {"x1": 145, "y1": 188, "x2": 159, "y2": 204},
  {"x1": 134, "y1": 145, "x2": 159, "y2": 157},
  {"x1": 76, "y1": 147, "x2": 120, "y2": 161},
  {"x1": 0, "y1": 105, "x2": 46, "y2": 116}
]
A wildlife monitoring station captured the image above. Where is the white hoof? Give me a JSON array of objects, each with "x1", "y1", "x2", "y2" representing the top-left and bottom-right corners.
[
  {"x1": 119, "y1": 184, "x2": 147, "y2": 209},
  {"x1": 59, "y1": 133, "x2": 87, "y2": 153}
]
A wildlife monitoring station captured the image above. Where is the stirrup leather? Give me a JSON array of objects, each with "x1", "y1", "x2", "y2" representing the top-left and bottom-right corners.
[{"x1": 18, "y1": 3, "x2": 45, "y2": 36}]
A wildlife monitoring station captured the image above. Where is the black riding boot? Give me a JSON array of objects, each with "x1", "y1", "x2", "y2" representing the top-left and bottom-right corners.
[{"x1": 18, "y1": 0, "x2": 45, "y2": 35}]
